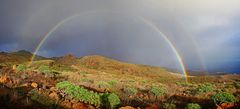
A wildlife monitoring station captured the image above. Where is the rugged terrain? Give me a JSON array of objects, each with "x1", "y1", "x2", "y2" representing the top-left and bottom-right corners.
[{"x1": 0, "y1": 50, "x2": 239, "y2": 109}]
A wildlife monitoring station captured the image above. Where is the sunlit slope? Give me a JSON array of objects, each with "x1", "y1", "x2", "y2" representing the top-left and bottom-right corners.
[
  {"x1": 0, "y1": 50, "x2": 46, "y2": 66},
  {"x1": 76, "y1": 55, "x2": 180, "y2": 78}
]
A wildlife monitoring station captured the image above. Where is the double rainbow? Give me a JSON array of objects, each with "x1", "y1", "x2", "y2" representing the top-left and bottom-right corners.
[{"x1": 30, "y1": 11, "x2": 189, "y2": 82}]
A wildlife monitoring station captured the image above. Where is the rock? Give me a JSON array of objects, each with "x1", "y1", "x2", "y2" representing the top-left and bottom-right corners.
[
  {"x1": 49, "y1": 92, "x2": 59, "y2": 100},
  {"x1": 219, "y1": 103, "x2": 235, "y2": 109},
  {"x1": 146, "y1": 104, "x2": 158, "y2": 109},
  {"x1": 119, "y1": 106, "x2": 136, "y2": 109},
  {"x1": 21, "y1": 74, "x2": 28, "y2": 79},
  {"x1": 42, "y1": 84, "x2": 47, "y2": 89},
  {"x1": 50, "y1": 87, "x2": 57, "y2": 91},
  {"x1": 0, "y1": 76, "x2": 9, "y2": 83},
  {"x1": 72, "y1": 102, "x2": 85, "y2": 109},
  {"x1": 12, "y1": 65, "x2": 17, "y2": 70},
  {"x1": 86, "y1": 105, "x2": 96, "y2": 109},
  {"x1": 61, "y1": 100, "x2": 72, "y2": 109},
  {"x1": 31, "y1": 82, "x2": 38, "y2": 88}
]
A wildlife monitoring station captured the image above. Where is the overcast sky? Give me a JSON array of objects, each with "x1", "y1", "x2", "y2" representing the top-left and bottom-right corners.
[{"x1": 0, "y1": 0, "x2": 240, "y2": 73}]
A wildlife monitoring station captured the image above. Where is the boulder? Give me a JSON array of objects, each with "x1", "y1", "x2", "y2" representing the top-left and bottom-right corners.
[
  {"x1": 72, "y1": 103, "x2": 86, "y2": 109},
  {"x1": 31, "y1": 82, "x2": 38, "y2": 88},
  {"x1": 49, "y1": 92, "x2": 59, "y2": 100},
  {"x1": 119, "y1": 106, "x2": 136, "y2": 109}
]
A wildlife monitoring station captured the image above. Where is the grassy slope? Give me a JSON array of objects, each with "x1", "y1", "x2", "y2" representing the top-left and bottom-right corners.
[{"x1": 0, "y1": 50, "x2": 47, "y2": 66}]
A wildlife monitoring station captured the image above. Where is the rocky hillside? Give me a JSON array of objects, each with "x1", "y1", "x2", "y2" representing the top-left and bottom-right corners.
[
  {"x1": 77, "y1": 55, "x2": 176, "y2": 78},
  {"x1": 0, "y1": 50, "x2": 46, "y2": 66}
]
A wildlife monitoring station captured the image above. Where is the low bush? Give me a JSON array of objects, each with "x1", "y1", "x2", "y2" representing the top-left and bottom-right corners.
[
  {"x1": 176, "y1": 82, "x2": 193, "y2": 87},
  {"x1": 163, "y1": 103, "x2": 176, "y2": 109},
  {"x1": 195, "y1": 83, "x2": 214, "y2": 94},
  {"x1": 108, "y1": 80, "x2": 118, "y2": 86},
  {"x1": 102, "y1": 93, "x2": 121, "y2": 109},
  {"x1": 149, "y1": 86, "x2": 167, "y2": 97},
  {"x1": 38, "y1": 65, "x2": 51, "y2": 73},
  {"x1": 234, "y1": 81, "x2": 240, "y2": 89},
  {"x1": 56, "y1": 81, "x2": 121, "y2": 108},
  {"x1": 97, "y1": 81, "x2": 111, "y2": 89},
  {"x1": 57, "y1": 81, "x2": 102, "y2": 107},
  {"x1": 29, "y1": 89, "x2": 55, "y2": 106},
  {"x1": 16, "y1": 64, "x2": 27, "y2": 72},
  {"x1": 211, "y1": 92, "x2": 237, "y2": 104},
  {"x1": 185, "y1": 103, "x2": 201, "y2": 109},
  {"x1": 123, "y1": 86, "x2": 138, "y2": 96}
]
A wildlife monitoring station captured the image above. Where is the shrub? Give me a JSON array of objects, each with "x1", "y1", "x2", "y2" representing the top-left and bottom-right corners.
[
  {"x1": 185, "y1": 103, "x2": 201, "y2": 109},
  {"x1": 176, "y1": 82, "x2": 193, "y2": 87},
  {"x1": 38, "y1": 65, "x2": 51, "y2": 73},
  {"x1": 16, "y1": 64, "x2": 27, "y2": 72},
  {"x1": 56, "y1": 81, "x2": 121, "y2": 108},
  {"x1": 29, "y1": 89, "x2": 55, "y2": 106},
  {"x1": 108, "y1": 93, "x2": 120, "y2": 108},
  {"x1": 80, "y1": 78, "x2": 93, "y2": 83},
  {"x1": 57, "y1": 81, "x2": 101, "y2": 107},
  {"x1": 195, "y1": 83, "x2": 214, "y2": 94},
  {"x1": 149, "y1": 86, "x2": 167, "y2": 97},
  {"x1": 108, "y1": 80, "x2": 118, "y2": 86},
  {"x1": 103, "y1": 93, "x2": 121, "y2": 109},
  {"x1": 163, "y1": 103, "x2": 176, "y2": 109},
  {"x1": 234, "y1": 81, "x2": 240, "y2": 89},
  {"x1": 97, "y1": 81, "x2": 111, "y2": 89},
  {"x1": 123, "y1": 86, "x2": 138, "y2": 96},
  {"x1": 211, "y1": 92, "x2": 237, "y2": 104},
  {"x1": 79, "y1": 72, "x2": 88, "y2": 76}
]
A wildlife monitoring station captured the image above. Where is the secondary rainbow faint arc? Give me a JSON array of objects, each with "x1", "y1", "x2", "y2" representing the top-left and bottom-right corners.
[{"x1": 30, "y1": 12, "x2": 189, "y2": 82}]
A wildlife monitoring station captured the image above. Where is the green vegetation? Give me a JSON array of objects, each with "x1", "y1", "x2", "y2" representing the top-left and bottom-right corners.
[
  {"x1": 102, "y1": 93, "x2": 121, "y2": 109},
  {"x1": 79, "y1": 71, "x2": 88, "y2": 76},
  {"x1": 38, "y1": 65, "x2": 51, "y2": 73},
  {"x1": 149, "y1": 86, "x2": 167, "y2": 97},
  {"x1": 195, "y1": 83, "x2": 214, "y2": 94},
  {"x1": 185, "y1": 103, "x2": 201, "y2": 109},
  {"x1": 123, "y1": 86, "x2": 138, "y2": 96},
  {"x1": 16, "y1": 64, "x2": 27, "y2": 72},
  {"x1": 211, "y1": 92, "x2": 237, "y2": 104},
  {"x1": 176, "y1": 82, "x2": 194, "y2": 87},
  {"x1": 108, "y1": 80, "x2": 118, "y2": 86},
  {"x1": 56, "y1": 81, "x2": 101, "y2": 107},
  {"x1": 52, "y1": 65, "x2": 77, "y2": 72},
  {"x1": 29, "y1": 89, "x2": 56, "y2": 106},
  {"x1": 56, "y1": 81, "x2": 120, "y2": 108},
  {"x1": 234, "y1": 81, "x2": 240, "y2": 89},
  {"x1": 80, "y1": 78, "x2": 93, "y2": 83},
  {"x1": 163, "y1": 103, "x2": 176, "y2": 109},
  {"x1": 97, "y1": 81, "x2": 111, "y2": 89}
]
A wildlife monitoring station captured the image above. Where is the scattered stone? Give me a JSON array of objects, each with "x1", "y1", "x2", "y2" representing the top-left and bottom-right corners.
[
  {"x1": 0, "y1": 76, "x2": 9, "y2": 83},
  {"x1": 20, "y1": 74, "x2": 28, "y2": 79},
  {"x1": 12, "y1": 65, "x2": 17, "y2": 70},
  {"x1": 119, "y1": 106, "x2": 136, "y2": 109},
  {"x1": 31, "y1": 82, "x2": 38, "y2": 88},
  {"x1": 219, "y1": 103, "x2": 235, "y2": 109},
  {"x1": 20, "y1": 83, "x2": 28, "y2": 87},
  {"x1": 42, "y1": 84, "x2": 47, "y2": 89},
  {"x1": 72, "y1": 102, "x2": 85, "y2": 109},
  {"x1": 49, "y1": 92, "x2": 59, "y2": 100},
  {"x1": 86, "y1": 105, "x2": 96, "y2": 109},
  {"x1": 50, "y1": 87, "x2": 57, "y2": 91},
  {"x1": 61, "y1": 100, "x2": 72, "y2": 109},
  {"x1": 146, "y1": 104, "x2": 158, "y2": 109}
]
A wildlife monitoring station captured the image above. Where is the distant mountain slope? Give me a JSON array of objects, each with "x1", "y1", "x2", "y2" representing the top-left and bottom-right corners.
[
  {"x1": 0, "y1": 50, "x2": 182, "y2": 78},
  {"x1": 77, "y1": 55, "x2": 177, "y2": 77},
  {"x1": 0, "y1": 50, "x2": 47, "y2": 66},
  {"x1": 53, "y1": 54, "x2": 78, "y2": 66}
]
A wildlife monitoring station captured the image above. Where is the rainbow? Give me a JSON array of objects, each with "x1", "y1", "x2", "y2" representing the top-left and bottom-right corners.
[{"x1": 29, "y1": 12, "x2": 189, "y2": 82}]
